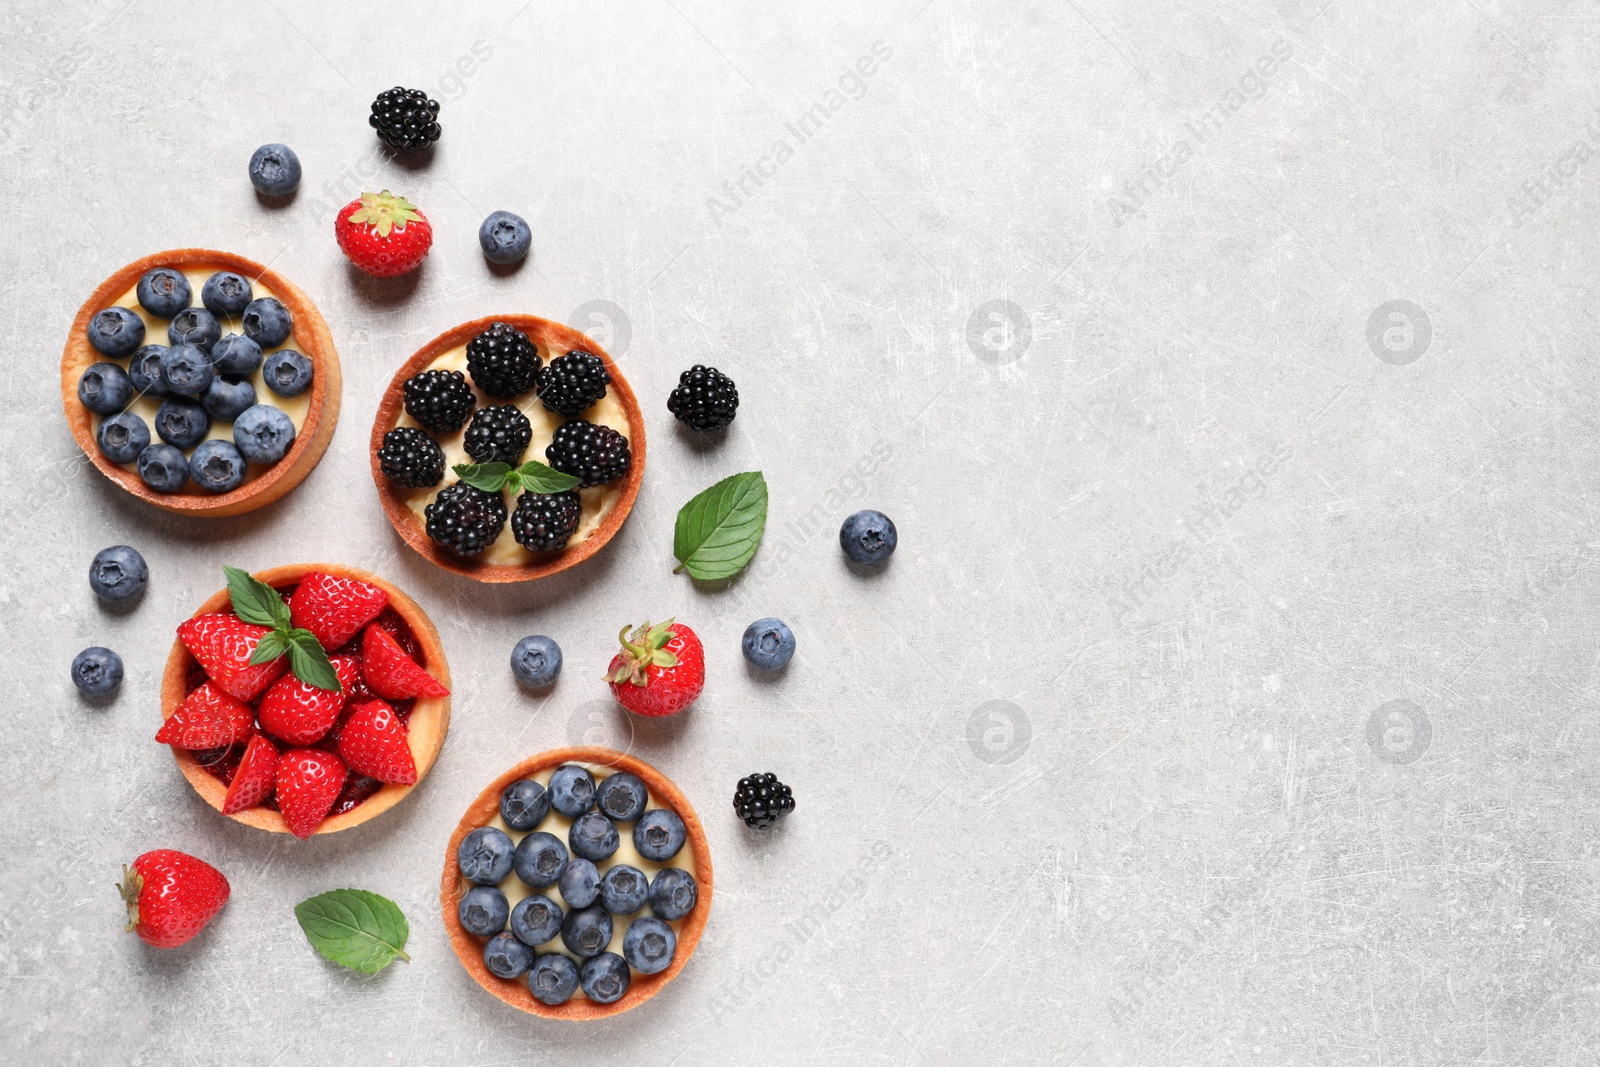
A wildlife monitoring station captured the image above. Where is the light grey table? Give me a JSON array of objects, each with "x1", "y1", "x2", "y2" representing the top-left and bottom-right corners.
[{"x1": 5, "y1": 1, "x2": 1597, "y2": 1063}]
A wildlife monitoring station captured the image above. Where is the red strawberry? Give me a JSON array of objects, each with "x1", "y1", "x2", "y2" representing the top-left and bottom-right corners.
[
  {"x1": 118, "y1": 849, "x2": 230, "y2": 948},
  {"x1": 362, "y1": 625, "x2": 449, "y2": 700},
  {"x1": 155, "y1": 683, "x2": 256, "y2": 750},
  {"x1": 256, "y1": 668, "x2": 347, "y2": 747},
  {"x1": 288, "y1": 572, "x2": 389, "y2": 651},
  {"x1": 221, "y1": 734, "x2": 279, "y2": 815},
  {"x1": 335, "y1": 190, "x2": 432, "y2": 276},
  {"x1": 177, "y1": 613, "x2": 288, "y2": 702},
  {"x1": 337, "y1": 700, "x2": 418, "y2": 785},
  {"x1": 606, "y1": 619, "x2": 705, "y2": 717},
  {"x1": 275, "y1": 748, "x2": 348, "y2": 839}
]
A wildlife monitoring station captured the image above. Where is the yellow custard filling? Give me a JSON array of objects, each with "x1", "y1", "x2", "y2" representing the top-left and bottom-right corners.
[
  {"x1": 396, "y1": 344, "x2": 629, "y2": 566},
  {"x1": 89, "y1": 268, "x2": 312, "y2": 492}
]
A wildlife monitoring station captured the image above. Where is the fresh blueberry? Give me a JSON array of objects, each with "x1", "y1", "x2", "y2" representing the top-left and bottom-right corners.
[
  {"x1": 201, "y1": 271, "x2": 253, "y2": 319},
  {"x1": 512, "y1": 830, "x2": 568, "y2": 889},
  {"x1": 96, "y1": 411, "x2": 150, "y2": 464},
  {"x1": 559, "y1": 905, "x2": 613, "y2": 959},
  {"x1": 457, "y1": 884, "x2": 510, "y2": 936},
  {"x1": 78, "y1": 362, "x2": 133, "y2": 415},
  {"x1": 528, "y1": 953, "x2": 580, "y2": 1005},
  {"x1": 478, "y1": 210, "x2": 531, "y2": 265},
  {"x1": 202, "y1": 377, "x2": 257, "y2": 422},
  {"x1": 840, "y1": 509, "x2": 897, "y2": 565},
  {"x1": 211, "y1": 333, "x2": 263, "y2": 377},
  {"x1": 499, "y1": 779, "x2": 550, "y2": 831},
  {"x1": 509, "y1": 635, "x2": 561, "y2": 687},
  {"x1": 649, "y1": 868, "x2": 698, "y2": 921},
  {"x1": 742, "y1": 617, "x2": 795, "y2": 670},
  {"x1": 594, "y1": 771, "x2": 647, "y2": 822},
  {"x1": 558, "y1": 858, "x2": 601, "y2": 910},
  {"x1": 136, "y1": 268, "x2": 191, "y2": 318},
  {"x1": 622, "y1": 916, "x2": 677, "y2": 975},
  {"x1": 262, "y1": 350, "x2": 313, "y2": 397},
  {"x1": 242, "y1": 297, "x2": 292, "y2": 348},
  {"x1": 483, "y1": 931, "x2": 535, "y2": 979},
  {"x1": 154, "y1": 397, "x2": 211, "y2": 448},
  {"x1": 600, "y1": 864, "x2": 648, "y2": 916},
  {"x1": 87, "y1": 307, "x2": 145, "y2": 357},
  {"x1": 568, "y1": 812, "x2": 620, "y2": 863},
  {"x1": 578, "y1": 952, "x2": 631, "y2": 1003},
  {"x1": 457, "y1": 826, "x2": 515, "y2": 885},
  {"x1": 189, "y1": 440, "x2": 247, "y2": 494},
  {"x1": 137, "y1": 444, "x2": 189, "y2": 493},
  {"x1": 127, "y1": 346, "x2": 171, "y2": 398},
  {"x1": 548, "y1": 764, "x2": 595, "y2": 818},
  {"x1": 233, "y1": 405, "x2": 296, "y2": 464},
  {"x1": 633, "y1": 809, "x2": 687, "y2": 863},
  {"x1": 88, "y1": 545, "x2": 147, "y2": 603},
  {"x1": 509, "y1": 893, "x2": 564, "y2": 946},
  {"x1": 71, "y1": 647, "x2": 123, "y2": 697},
  {"x1": 159, "y1": 343, "x2": 214, "y2": 397},
  {"x1": 168, "y1": 307, "x2": 221, "y2": 353},
  {"x1": 248, "y1": 143, "x2": 301, "y2": 197}
]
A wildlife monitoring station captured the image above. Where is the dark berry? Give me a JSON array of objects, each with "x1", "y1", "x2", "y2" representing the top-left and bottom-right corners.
[
  {"x1": 558, "y1": 858, "x2": 600, "y2": 910},
  {"x1": 465, "y1": 322, "x2": 540, "y2": 399},
  {"x1": 548, "y1": 764, "x2": 595, "y2": 817},
  {"x1": 72, "y1": 646, "x2": 123, "y2": 697},
  {"x1": 377, "y1": 427, "x2": 445, "y2": 488},
  {"x1": 478, "y1": 210, "x2": 531, "y2": 265},
  {"x1": 458, "y1": 885, "x2": 509, "y2": 936},
  {"x1": 78, "y1": 363, "x2": 133, "y2": 415},
  {"x1": 649, "y1": 868, "x2": 698, "y2": 921},
  {"x1": 510, "y1": 635, "x2": 562, "y2": 687},
  {"x1": 201, "y1": 271, "x2": 253, "y2": 318},
  {"x1": 509, "y1": 894, "x2": 564, "y2": 947},
  {"x1": 622, "y1": 916, "x2": 676, "y2": 975},
  {"x1": 424, "y1": 482, "x2": 507, "y2": 557},
  {"x1": 168, "y1": 307, "x2": 220, "y2": 353},
  {"x1": 369, "y1": 86, "x2": 441, "y2": 153},
  {"x1": 544, "y1": 420, "x2": 630, "y2": 488},
  {"x1": 594, "y1": 771, "x2": 647, "y2": 822},
  {"x1": 579, "y1": 952, "x2": 630, "y2": 1003},
  {"x1": 463, "y1": 404, "x2": 532, "y2": 465},
  {"x1": 248, "y1": 143, "x2": 301, "y2": 197},
  {"x1": 569, "y1": 812, "x2": 620, "y2": 863},
  {"x1": 483, "y1": 931, "x2": 534, "y2": 979},
  {"x1": 513, "y1": 831, "x2": 568, "y2": 889},
  {"x1": 499, "y1": 779, "x2": 550, "y2": 831},
  {"x1": 87, "y1": 307, "x2": 145, "y2": 357},
  {"x1": 559, "y1": 906, "x2": 612, "y2": 959},
  {"x1": 88, "y1": 545, "x2": 147, "y2": 603},
  {"x1": 136, "y1": 268, "x2": 191, "y2": 318},
  {"x1": 536, "y1": 350, "x2": 610, "y2": 417},
  {"x1": 599, "y1": 864, "x2": 648, "y2": 915},
  {"x1": 510, "y1": 491, "x2": 581, "y2": 552},
  {"x1": 403, "y1": 369, "x2": 475, "y2": 435},
  {"x1": 457, "y1": 826, "x2": 515, "y2": 885},
  {"x1": 632, "y1": 809, "x2": 686, "y2": 862},
  {"x1": 840, "y1": 509, "x2": 897, "y2": 565},
  {"x1": 667, "y1": 364, "x2": 739, "y2": 431},
  {"x1": 733, "y1": 772, "x2": 795, "y2": 830},
  {"x1": 528, "y1": 953, "x2": 580, "y2": 1005}
]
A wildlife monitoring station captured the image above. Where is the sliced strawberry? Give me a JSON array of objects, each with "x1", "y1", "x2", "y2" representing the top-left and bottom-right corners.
[
  {"x1": 221, "y1": 735, "x2": 279, "y2": 815},
  {"x1": 275, "y1": 748, "x2": 347, "y2": 839},
  {"x1": 362, "y1": 625, "x2": 448, "y2": 700},
  {"x1": 156, "y1": 683, "x2": 256, "y2": 750},
  {"x1": 256, "y1": 667, "x2": 348, "y2": 747},
  {"x1": 289, "y1": 572, "x2": 389, "y2": 652},
  {"x1": 337, "y1": 700, "x2": 418, "y2": 785},
  {"x1": 177, "y1": 613, "x2": 288, "y2": 702}
]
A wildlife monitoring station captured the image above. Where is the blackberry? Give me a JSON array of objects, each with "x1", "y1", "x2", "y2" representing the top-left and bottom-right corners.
[
  {"x1": 667, "y1": 365, "x2": 739, "y2": 431},
  {"x1": 536, "y1": 350, "x2": 611, "y2": 417},
  {"x1": 732, "y1": 772, "x2": 794, "y2": 830},
  {"x1": 377, "y1": 427, "x2": 445, "y2": 488},
  {"x1": 368, "y1": 87, "x2": 441, "y2": 153},
  {"x1": 403, "y1": 369, "x2": 476, "y2": 434},
  {"x1": 463, "y1": 404, "x2": 532, "y2": 466},
  {"x1": 466, "y1": 322, "x2": 540, "y2": 399},
  {"x1": 544, "y1": 421, "x2": 631, "y2": 488},
  {"x1": 511, "y1": 491, "x2": 582, "y2": 552},
  {"x1": 425, "y1": 482, "x2": 507, "y2": 557}
]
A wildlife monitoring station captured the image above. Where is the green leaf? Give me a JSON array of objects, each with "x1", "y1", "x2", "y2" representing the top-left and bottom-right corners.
[
  {"x1": 293, "y1": 889, "x2": 410, "y2": 974},
  {"x1": 249, "y1": 630, "x2": 290, "y2": 666},
  {"x1": 512, "y1": 460, "x2": 581, "y2": 494},
  {"x1": 224, "y1": 565, "x2": 290, "y2": 630},
  {"x1": 452, "y1": 460, "x2": 581, "y2": 496},
  {"x1": 453, "y1": 461, "x2": 513, "y2": 492},
  {"x1": 287, "y1": 631, "x2": 341, "y2": 692},
  {"x1": 673, "y1": 471, "x2": 768, "y2": 580}
]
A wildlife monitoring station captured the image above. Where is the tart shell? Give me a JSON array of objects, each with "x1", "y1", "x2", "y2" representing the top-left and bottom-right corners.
[
  {"x1": 61, "y1": 248, "x2": 342, "y2": 517},
  {"x1": 369, "y1": 315, "x2": 645, "y2": 583},
  {"x1": 440, "y1": 747, "x2": 712, "y2": 1019},
  {"x1": 159, "y1": 563, "x2": 450, "y2": 836}
]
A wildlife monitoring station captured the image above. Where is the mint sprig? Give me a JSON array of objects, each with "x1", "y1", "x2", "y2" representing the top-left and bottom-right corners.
[
  {"x1": 673, "y1": 471, "x2": 768, "y2": 580},
  {"x1": 452, "y1": 460, "x2": 581, "y2": 495},
  {"x1": 223, "y1": 565, "x2": 340, "y2": 692},
  {"x1": 294, "y1": 888, "x2": 411, "y2": 974}
]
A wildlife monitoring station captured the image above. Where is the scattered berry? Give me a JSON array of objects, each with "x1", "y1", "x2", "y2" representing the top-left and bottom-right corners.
[
  {"x1": 155, "y1": 397, "x2": 210, "y2": 448},
  {"x1": 536, "y1": 350, "x2": 610, "y2": 417},
  {"x1": 579, "y1": 952, "x2": 630, "y2": 1003},
  {"x1": 840, "y1": 509, "x2": 897, "y2": 565},
  {"x1": 458, "y1": 826, "x2": 516, "y2": 885},
  {"x1": 424, "y1": 481, "x2": 506, "y2": 556},
  {"x1": 78, "y1": 362, "x2": 133, "y2": 415},
  {"x1": 509, "y1": 490, "x2": 581, "y2": 552},
  {"x1": 136, "y1": 268, "x2": 191, "y2": 318},
  {"x1": 484, "y1": 930, "x2": 535, "y2": 978},
  {"x1": 189, "y1": 440, "x2": 247, "y2": 494},
  {"x1": 599, "y1": 864, "x2": 647, "y2": 915},
  {"x1": 632, "y1": 809, "x2": 687, "y2": 862},
  {"x1": 369, "y1": 87, "x2": 441, "y2": 153},
  {"x1": 263, "y1": 350, "x2": 314, "y2": 397},
  {"x1": 336, "y1": 190, "x2": 432, "y2": 277},
  {"x1": 118, "y1": 849, "x2": 229, "y2": 948},
  {"x1": 248, "y1": 143, "x2": 301, "y2": 197},
  {"x1": 138, "y1": 443, "x2": 190, "y2": 493},
  {"x1": 509, "y1": 635, "x2": 562, "y2": 687},
  {"x1": 201, "y1": 272, "x2": 252, "y2": 318},
  {"x1": 155, "y1": 682, "x2": 255, "y2": 749},
  {"x1": 622, "y1": 916, "x2": 676, "y2": 975},
  {"x1": 176, "y1": 613, "x2": 288, "y2": 701},
  {"x1": 513, "y1": 831, "x2": 568, "y2": 889},
  {"x1": 741, "y1": 617, "x2": 795, "y2": 670},
  {"x1": 276, "y1": 748, "x2": 348, "y2": 838},
  {"x1": 89, "y1": 545, "x2": 147, "y2": 603},
  {"x1": 159, "y1": 343, "x2": 214, "y2": 397},
  {"x1": 362, "y1": 624, "x2": 449, "y2": 700},
  {"x1": 548, "y1": 764, "x2": 596, "y2": 818},
  {"x1": 466, "y1": 322, "x2": 540, "y2": 399},
  {"x1": 499, "y1": 779, "x2": 550, "y2": 831},
  {"x1": 221, "y1": 734, "x2": 278, "y2": 815},
  {"x1": 402, "y1": 369, "x2": 476, "y2": 434},
  {"x1": 290, "y1": 571, "x2": 390, "y2": 650},
  {"x1": 649, "y1": 868, "x2": 698, "y2": 921},
  {"x1": 545, "y1": 420, "x2": 630, "y2": 487},
  {"x1": 528, "y1": 952, "x2": 580, "y2": 1005},
  {"x1": 478, "y1": 210, "x2": 531, "y2": 264},
  {"x1": 201, "y1": 377, "x2": 257, "y2": 423},
  {"x1": 242, "y1": 298, "x2": 293, "y2": 348},
  {"x1": 97, "y1": 411, "x2": 151, "y2": 464},
  {"x1": 87, "y1": 306, "x2": 145, "y2": 357},
  {"x1": 558, "y1": 858, "x2": 601, "y2": 910},
  {"x1": 667, "y1": 364, "x2": 739, "y2": 431},
  {"x1": 509, "y1": 894, "x2": 564, "y2": 946},
  {"x1": 211, "y1": 334, "x2": 262, "y2": 377},
  {"x1": 559, "y1": 905, "x2": 612, "y2": 958},
  {"x1": 463, "y1": 404, "x2": 532, "y2": 465},
  {"x1": 569, "y1": 812, "x2": 620, "y2": 863},
  {"x1": 337, "y1": 700, "x2": 418, "y2": 784},
  {"x1": 233, "y1": 404, "x2": 296, "y2": 464},
  {"x1": 458, "y1": 885, "x2": 509, "y2": 937},
  {"x1": 594, "y1": 771, "x2": 647, "y2": 822},
  {"x1": 377, "y1": 427, "x2": 445, "y2": 488},
  {"x1": 128, "y1": 345, "x2": 171, "y2": 398},
  {"x1": 733, "y1": 772, "x2": 795, "y2": 830},
  {"x1": 168, "y1": 307, "x2": 220, "y2": 353},
  {"x1": 606, "y1": 619, "x2": 704, "y2": 717},
  {"x1": 71, "y1": 646, "x2": 123, "y2": 697}
]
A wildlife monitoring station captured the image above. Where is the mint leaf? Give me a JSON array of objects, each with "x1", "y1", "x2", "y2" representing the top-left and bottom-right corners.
[
  {"x1": 287, "y1": 631, "x2": 340, "y2": 692},
  {"x1": 453, "y1": 461, "x2": 513, "y2": 492},
  {"x1": 512, "y1": 460, "x2": 581, "y2": 494},
  {"x1": 225, "y1": 565, "x2": 290, "y2": 629},
  {"x1": 673, "y1": 471, "x2": 768, "y2": 580},
  {"x1": 293, "y1": 889, "x2": 410, "y2": 974},
  {"x1": 453, "y1": 460, "x2": 581, "y2": 495},
  {"x1": 249, "y1": 630, "x2": 290, "y2": 666}
]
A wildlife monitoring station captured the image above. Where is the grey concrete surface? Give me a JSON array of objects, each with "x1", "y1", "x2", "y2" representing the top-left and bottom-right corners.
[{"x1": 3, "y1": 0, "x2": 1599, "y2": 1063}]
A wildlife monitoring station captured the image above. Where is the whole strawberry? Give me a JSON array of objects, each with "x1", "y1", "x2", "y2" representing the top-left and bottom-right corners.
[
  {"x1": 335, "y1": 190, "x2": 432, "y2": 277},
  {"x1": 605, "y1": 619, "x2": 704, "y2": 717},
  {"x1": 118, "y1": 849, "x2": 230, "y2": 948}
]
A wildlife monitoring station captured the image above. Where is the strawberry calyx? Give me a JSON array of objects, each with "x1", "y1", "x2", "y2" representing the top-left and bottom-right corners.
[
  {"x1": 117, "y1": 865, "x2": 143, "y2": 932},
  {"x1": 605, "y1": 619, "x2": 679, "y2": 688},
  {"x1": 348, "y1": 190, "x2": 421, "y2": 238}
]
